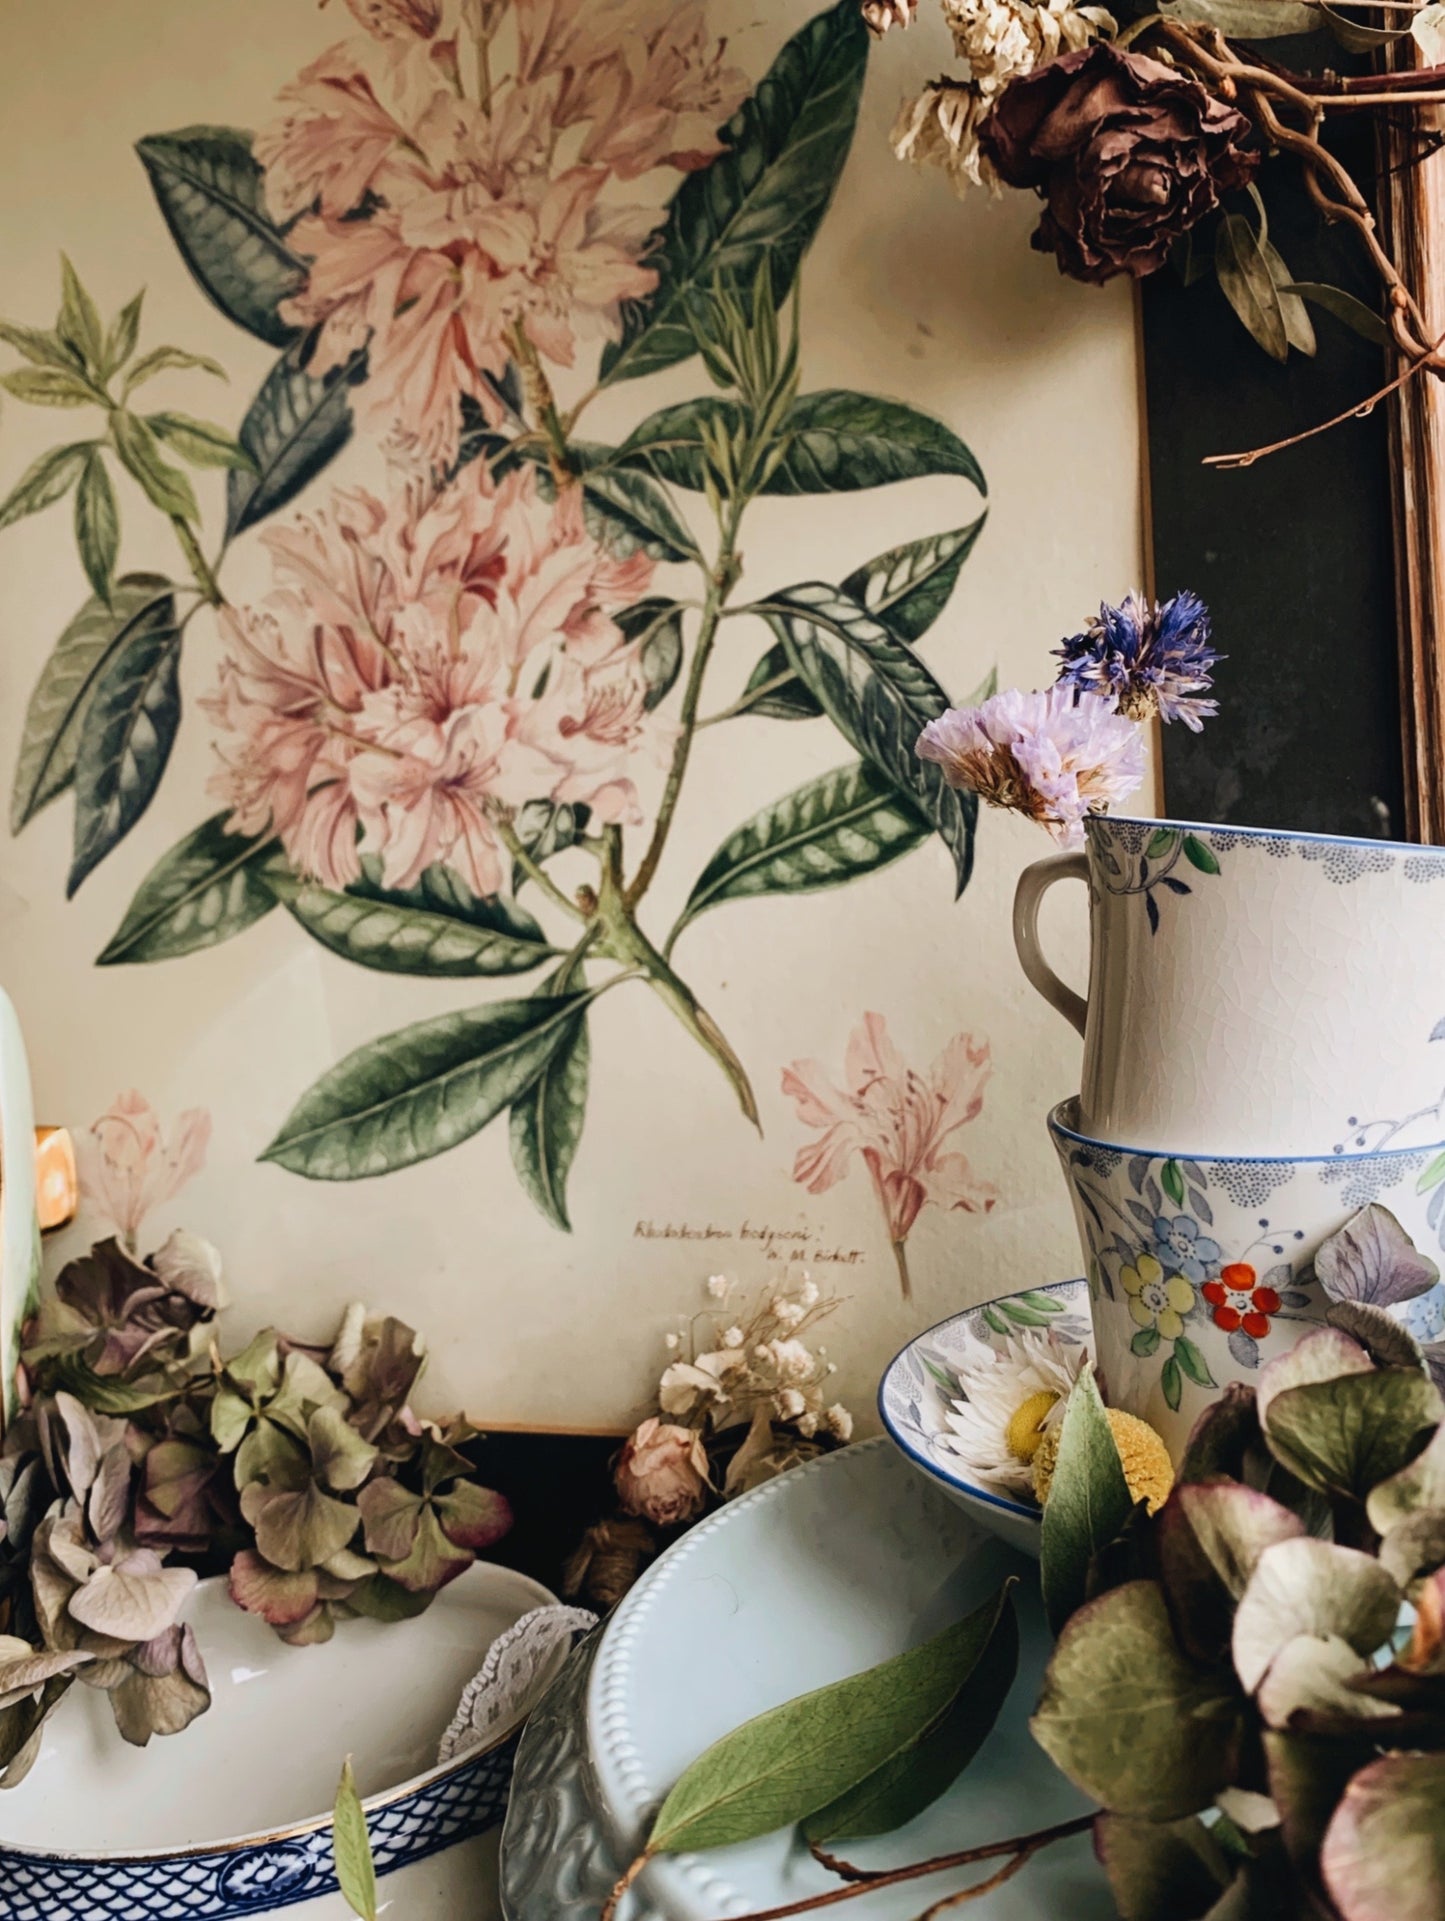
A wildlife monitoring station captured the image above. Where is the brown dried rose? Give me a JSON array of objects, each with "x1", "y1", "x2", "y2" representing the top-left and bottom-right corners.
[
  {"x1": 979, "y1": 43, "x2": 1258, "y2": 284},
  {"x1": 614, "y1": 1419, "x2": 710, "y2": 1527}
]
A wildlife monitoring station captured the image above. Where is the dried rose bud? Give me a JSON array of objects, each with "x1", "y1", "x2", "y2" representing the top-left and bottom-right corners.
[{"x1": 615, "y1": 1418, "x2": 711, "y2": 1527}]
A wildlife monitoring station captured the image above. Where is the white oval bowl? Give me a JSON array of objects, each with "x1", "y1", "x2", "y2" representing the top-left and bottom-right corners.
[{"x1": 0, "y1": 1561, "x2": 558, "y2": 1921}]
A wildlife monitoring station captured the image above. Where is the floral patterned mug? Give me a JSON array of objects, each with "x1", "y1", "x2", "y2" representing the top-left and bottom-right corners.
[
  {"x1": 1016, "y1": 815, "x2": 1445, "y2": 1156},
  {"x1": 1048, "y1": 1098, "x2": 1445, "y2": 1458}
]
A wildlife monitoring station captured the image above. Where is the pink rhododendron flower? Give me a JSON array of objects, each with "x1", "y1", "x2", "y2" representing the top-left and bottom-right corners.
[
  {"x1": 77, "y1": 1092, "x2": 212, "y2": 1248},
  {"x1": 783, "y1": 1014, "x2": 997, "y2": 1299},
  {"x1": 916, "y1": 685, "x2": 1144, "y2": 847},
  {"x1": 615, "y1": 1417, "x2": 710, "y2": 1526},
  {"x1": 204, "y1": 464, "x2": 668, "y2": 896},
  {"x1": 258, "y1": 9, "x2": 746, "y2": 467}
]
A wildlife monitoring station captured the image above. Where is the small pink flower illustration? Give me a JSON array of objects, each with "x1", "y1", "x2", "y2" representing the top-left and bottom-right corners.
[
  {"x1": 782, "y1": 1013, "x2": 997, "y2": 1300},
  {"x1": 77, "y1": 1092, "x2": 212, "y2": 1248}
]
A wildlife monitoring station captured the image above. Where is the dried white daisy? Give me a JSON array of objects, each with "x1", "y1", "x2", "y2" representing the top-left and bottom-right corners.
[{"x1": 939, "y1": 1330, "x2": 1086, "y2": 1498}]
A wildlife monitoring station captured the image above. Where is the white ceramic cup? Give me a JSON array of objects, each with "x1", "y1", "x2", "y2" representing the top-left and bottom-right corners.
[
  {"x1": 1048, "y1": 1098, "x2": 1445, "y2": 1458},
  {"x1": 1015, "y1": 815, "x2": 1445, "y2": 1156}
]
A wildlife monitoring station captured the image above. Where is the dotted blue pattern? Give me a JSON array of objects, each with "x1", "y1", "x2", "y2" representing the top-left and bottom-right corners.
[{"x1": 0, "y1": 1735, "x2": 516, "y2": 1921}]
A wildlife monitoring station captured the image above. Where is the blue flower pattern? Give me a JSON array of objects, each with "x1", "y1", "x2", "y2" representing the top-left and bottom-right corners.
[{"x1": 1149, "y1": 1213, "x2": 1222, "y2": 1284}]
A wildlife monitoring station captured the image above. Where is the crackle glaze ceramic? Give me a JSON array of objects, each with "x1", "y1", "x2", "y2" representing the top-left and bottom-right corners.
[
  {"x1": 877, "y1": 1281, "x2": 1093, "y2": 1557},
  {"x1": 500, "y1": 1440, "x2": 1109, "y2": 1920},
  {"x1": 1014, "y1": 815, "x2": 1445, "y2": 1155},
  {"x1": 0, "y1": 1562, "x2": 559, "y2": 1921},
  {"x1": 1049, "y1": 1099, "x2": 1445, "y2": 1458}
]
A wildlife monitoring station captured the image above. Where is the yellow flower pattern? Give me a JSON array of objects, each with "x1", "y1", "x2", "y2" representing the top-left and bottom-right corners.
[{"x1": 1120, "y1": 1253, "x2": 1195, "y2": 1341}]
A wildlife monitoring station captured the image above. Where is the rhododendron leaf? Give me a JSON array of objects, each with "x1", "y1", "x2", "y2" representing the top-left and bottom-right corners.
[
  {"x1": 610, "y1": 393, "x2": 984, "y2": 499},
  {"x1": 98, "y1": 813, "x2": 280, "y2": 964},
  {"x1": 1264, "y1": 1369, "x2": 1441, "y2": 1499},
  {"x1": 1041, "y1": 1366, "x2": 1134, "y2": 1635},
  {"x1": 509, "y1": 958, "x2": 590, "y2": 1234},
  {"x1": 1366, "y1": 1419, "x2": 1445, "y2": 1534},
  {"x1": 1316, "y1": 1204, "x2": 1440, "y2": 1308},
  {"x1": 136, "y1": 129, "x2": 305, "y2": 347},
  {"x1": 12, "y1": 574, "x2": 173, "y2": 833},
  {"x1": 67, "y1": 1554, "x2": 197, "y2": 1642},
  {"x1": 763, "y1": 583, "x2": 974, "y2": 896},
  {"x1": 264, "y1": 862, "x2": 555, "y2": 978},
  {"x1": 308, "y1": 1406, "x2": 377, "y2": 1494},
  {"x1": 802, "y1": 1586, "x2": 1017, "y2": 1842},
  {"x1": 1231, "y1": 1538, "x2": 1399, "y2": 1695},
  {"x1": 1031, "y1": 1581, "x2": 1242, "y2": 1819},
  {"x1": 569, "y1": 463, "x2": 702, "y2": 566},
  {"x1": 736, "y1": 640, "x2": 824, "y2": 720},
  {"x1": 646, "y1": 1580, "x2": 1017, "y2": 1854},
  {"x1": 68, "y1": 587, "x2": 182, "y2": 895},
  {"x1": 261, "y1": 992, "x2": 592, "y2": 1179},
  {"x1": 840, "y1": 519, "x2": 988, "y2": 644},
  {"x1": 1095, "y1": 1812, "x2": 1232, "y2": 1921},
  {"x1": 1321, "y1": 1751, "x2": 1445, "y2": 1921},
  {"x1": 226, "y1": 346, "x2": 364, "y2": 537},
  {"x1": 241, "y1": 1479, "x2": 360, "y2": 1573},
  {"x1": 673, "y1": 761, "x2": 929, "y2": 941},
  {"x1": 434, "y1": 1480, "x2": 511, "y2": 1552},
  {"x1": 616, "y1": 599, "x2": 686, "y2": 711},
  {"x1": 601, "y1": 0, "x2": 868, "y2": 387}
]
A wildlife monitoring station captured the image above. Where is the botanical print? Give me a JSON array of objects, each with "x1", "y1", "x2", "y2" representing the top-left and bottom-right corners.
[
  {"x1": 0, "y1": 0, "x2": 994, "y2": 1232},
  {"x1": 1092, "y1": 819, "x2": 1223, "y2": 936},
  {"x1": 782, "y1": 1011, "x2": 997, "y2": 1300},
  {"x1": 75, "y1": 1090, "x2": 212, "y2": 1248}
]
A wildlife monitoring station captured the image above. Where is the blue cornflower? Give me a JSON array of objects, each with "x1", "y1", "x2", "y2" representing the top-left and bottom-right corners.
[{"x1": 1054, "y1": 590, "x2": 1222, "y2": 731}]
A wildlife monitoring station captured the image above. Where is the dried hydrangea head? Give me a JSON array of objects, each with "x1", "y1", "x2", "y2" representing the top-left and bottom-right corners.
[
  {"x1": 891, "y1": 0, "x2": 1115, "y2": 195},
  {"x1": 1032, "y1": 1406, "x2": 1175, "y2": 1513},
  {"x1": 916, "y1": 684, "x2": 1145, "y2": 847},
  {"x1": 1055, "y1": 589, "x2": 1221, "y2": 730}
]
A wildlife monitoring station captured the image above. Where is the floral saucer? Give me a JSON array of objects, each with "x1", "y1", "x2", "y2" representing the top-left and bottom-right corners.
[{"x1": 878, "y1": 1280, "x2": 1094, "y2": 1557}]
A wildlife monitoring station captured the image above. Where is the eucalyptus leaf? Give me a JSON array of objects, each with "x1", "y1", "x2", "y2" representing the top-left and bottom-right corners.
[
  {"x1": 1263, "y1": 1368, "x2": 1441, "y2": 1500},
  {"x1": 333, "y1": 1756, "x2": 380, "y2": 1921},
  {"x1": 1215, "y1": 215, "x2": 1289, "y2": 363},
  {"x1": 802, "y1": 1585, "x2": 1018, "y2": 1841},
  {"x1": 1041, "y1": 1366, "x2": 1134, "y2": 1635},
  {"x1": 646, "y1": 1581, "x2": 1018, "y2": 1854},
  {"x1": 1259, "y1": 240, "x2": 1315, "y2": 356},
  {"x1": 98, "y1": 815, "x2": 280, "y2": 964},
  {"x1": 1282, "y1": 283, "x2": 1392, "y2": 348},
  {"x1": 1319, "y1": 0, "x2": 1412, "y2": 49},
  {"x1": 1160, "y1": 0, "x2": 1320, "y2": 33},
  {"x1": 673, "y1": 761, "x2": 928, "y2": 939}
]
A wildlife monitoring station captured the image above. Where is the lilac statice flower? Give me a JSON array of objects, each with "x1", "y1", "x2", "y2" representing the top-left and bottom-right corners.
[
  {"x1": 1054, "y1": 590, "x2": 1221, "y2": 730},
  {"x1": 916, "y1": 685, "x2": 1145, "y2": 847}
]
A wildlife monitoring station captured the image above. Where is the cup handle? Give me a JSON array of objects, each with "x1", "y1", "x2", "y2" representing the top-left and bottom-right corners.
[{"x1": 1013, "y1": 852, "x2": 1089, "y2": 1038}]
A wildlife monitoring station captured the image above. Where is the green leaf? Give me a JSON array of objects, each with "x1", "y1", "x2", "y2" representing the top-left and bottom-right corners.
[
  {"x1": 840, "y1": 519, "x2": 987, "y2": 643},
  {"x1": 616, "y1": 598, "x2": 686, "y2": 710},
  {"x1": 68, "y1": 585, "x2": 182, "y2": 894},
  {"x1": 601, "y1": 0, "x2": 868, "y2": 386},
  {"x1": 1041, "y1": 1367, "x2": 1135, "y2": 1635},
  {"x1": 1162, "y1": 1159, "x2": 1186, "y2": 1206},
  {"x1": 674, "y1": 760, "x2": 928, "y2": 939},
  {"x1": 1417, "y1": 1149, "x2": 1445, "y2": 1195},
  {"x1": 11, "y1": 574, "x2": 173, "y2": 830},
  {"x1": 803, "y1": 1586, "x2": 1018, "y2": 1841},
  {"x1": 1032, "y1": 1580, "x2": 1243, "y2": 1820},
  {"x1": 226, "y1": 349, "x2": 361, "y2": 536},
  {"x1": 0, "y1": 441, "x2": 90, "y2": 532},
  {"x1": 509, "y1": 955, "x2": 591, "y2": 1234},
  {"x1": 0, "y1": 319, "x2": 83, "y2": 371},
  {"x1": 75, "y1": 450, "x2": 119, "y2": 605},
  {"x1": 1162, "y1": 1354, "x2": 1183, "y2": 1411},
  {"x1": 1146, "y1": 827, "x2": 1179, "y2": 857},
  {"x1": 111, "y1": 410, "x2": 199, "y2": 522},
  {"x1": 608, "y1": 391, "x2": 985, "y2": 497},
  {"x1": 148, "y1": 410, "x2": 255, "y2": 471},
  {"x1": 122, "y1": 345, "x2": 228, "y2": 394},
  {"x1": 647, "y1": 1581, "x2": 1016, "y2": 1854},
  {"x1": 261, "y1": 993, "x2": 593, "y2": 1180},
  {"x1": 333, "y1": 1757, "x2": 379, "y2": 1921},
  {"x1": 734, "y1": 642, "x2": 824, "y2": 721},
  {"x1": 1215, "y1": 215, "x2": 1289, "y2": 363},
  {"x1": 1282, "y1": 282, "x2": 1393, "y2": 349},
  {"x1": 763, "y1": 583, "x2": 976, "y2": 895},
  {"x1": 264, "y1": 861, "x2": 556, "y2": 977},
  {"x1": 1131, "y1": 1326, "x2": 1162, "y2": 1358},
  {"x1": 1322, "y1": 1751, "x2": 1445, "y2": 1921},
  {"x1": 98, "y1": 814, "x2": 280, "y2": 963},
  {"x1": 57, "y1": 257, "x2": 105, "y2": 375},
  {"x1": 136, "y1": 127, "x2": 306, "y2": 347},
  {"x1": 1263, "y1": 1368, "x2": 1442, "y2": 1500},
  {"x1": 1174, "y1": 1336, "x2": 1217, "y2": 1390},
  {"x1": 0, "y1": 367, "x2": 98, "y2": 407},
  {"x1": 567, "y1": 459, "x2": 702, "y2": 566},
  {"x1": 1161, "y1": 0, "x2": 1320, "y2": 31},
  {"x1": 102, "y1": 291, "x2": 144, "y2": 379},
  {"x1": 1260, "y1": 241, "x2": 1316, "y2": 357}
]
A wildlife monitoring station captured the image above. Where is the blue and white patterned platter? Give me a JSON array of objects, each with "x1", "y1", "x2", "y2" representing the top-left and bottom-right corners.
[
  {"x1": 878, "y1": 1280, "x2": 1094, "y2": 1557},
  {"x1": 0, "y1": 1562, "x2": 558, "y2": 1921}
]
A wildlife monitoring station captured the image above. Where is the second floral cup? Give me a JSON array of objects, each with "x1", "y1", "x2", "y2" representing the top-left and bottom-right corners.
[{"x1": 1048, "y1": 1098, "x2": 1445, "y2": 1456}]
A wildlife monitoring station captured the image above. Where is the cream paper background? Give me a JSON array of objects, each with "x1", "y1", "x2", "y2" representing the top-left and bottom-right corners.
[{"x1": 0, "y1": 0, "x2": 1142, "y2": 1431}]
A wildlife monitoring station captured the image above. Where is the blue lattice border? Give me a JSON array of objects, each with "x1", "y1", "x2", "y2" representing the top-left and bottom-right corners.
[{"x1": 0, "y1": 1732, "x2": 517, "y2": 1920}]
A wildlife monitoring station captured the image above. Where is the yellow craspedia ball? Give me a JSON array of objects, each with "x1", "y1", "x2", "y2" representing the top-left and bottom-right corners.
[{"x1": 1031, "y1": 1407, "x2": 1174, "y2": 1515}]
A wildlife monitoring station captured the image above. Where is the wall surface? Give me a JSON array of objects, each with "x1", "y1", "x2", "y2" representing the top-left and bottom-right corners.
[{"x1": 0, "y1": 0, "x2": 1141, "y2": 1431}]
